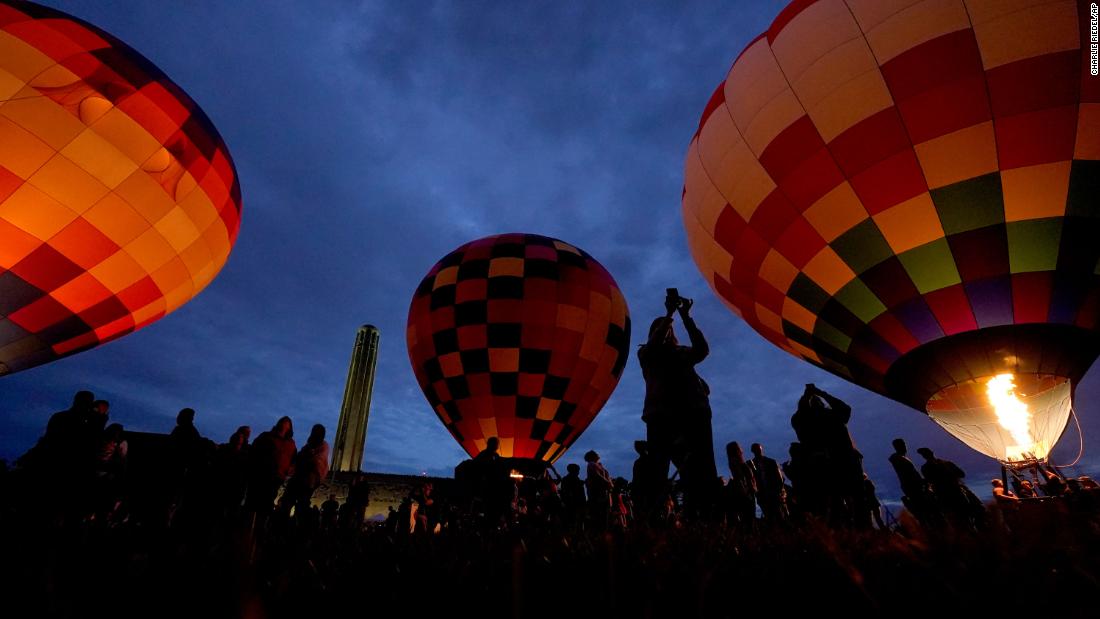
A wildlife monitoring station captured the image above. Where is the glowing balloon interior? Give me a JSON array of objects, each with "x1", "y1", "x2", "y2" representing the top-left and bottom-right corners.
[
  {"x1": 0, "y1": 1, "x2": 241, "y2": 375},
  {"x1": 682, "y1": 0, "x2": 1098, "y2": 462},
  {"x1": 407, "y1": 233, "x2": 630, "y2": 463},
  {"x1": 927, "y1": 374, "x2": 1072, "y2": 463}
]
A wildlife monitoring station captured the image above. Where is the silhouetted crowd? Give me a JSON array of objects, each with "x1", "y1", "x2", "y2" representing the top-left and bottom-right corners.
[
  {"x1": 7, "y1": 295, "x2": 1096, "y2": 542},
  {"x1": 6, "y1": 385, "x2": 1100, "y2": 618},
  {"x1": 448, "y1": 392, "x2": 1098, "y2": 539},
  {"x1": 2, "y1": 295, "x2": 1100, "y2": 616},
  {"x1": 7, "y1": 389, "x2": 373, "y2": 537},
  {"x1": 431, "y1": 292, "x2": 1100, "y2": 543}
]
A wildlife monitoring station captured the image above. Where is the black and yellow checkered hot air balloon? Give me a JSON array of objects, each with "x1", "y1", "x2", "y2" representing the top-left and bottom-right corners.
[
  {"x1": 407, "y1": 234, "x2": 631, "y2": 464},
  {"x1": 682, "y1": 0, "x2": 1098, "y2": 464}
]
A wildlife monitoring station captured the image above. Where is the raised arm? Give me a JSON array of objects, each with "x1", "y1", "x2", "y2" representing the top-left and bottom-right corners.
[
  {"x1": 679, "y1": 299, "x2": 709, "y2": 363},
  {"x1": 797, "y1": 386, "x2": 815, "y2": 411},
  {"x1": 817, "y1": 389, "x2": 851, "y2": 423}
]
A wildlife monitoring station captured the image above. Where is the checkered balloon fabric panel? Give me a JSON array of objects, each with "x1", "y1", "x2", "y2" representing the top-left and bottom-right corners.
[
  {"x1": 0, "y1": 1, "x2": 241, "y2": 375},
  {"x1": 407, "y1": 234, "x2": 631, "y2": 463},
  {"x1": 682, "y1": 0, "x2": 1100, "y2": 407}
]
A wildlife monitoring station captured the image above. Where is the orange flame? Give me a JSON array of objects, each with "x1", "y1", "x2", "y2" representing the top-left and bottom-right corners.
[{"x1": 986, "y1": 373, "x2": 1039, "y2": 461}]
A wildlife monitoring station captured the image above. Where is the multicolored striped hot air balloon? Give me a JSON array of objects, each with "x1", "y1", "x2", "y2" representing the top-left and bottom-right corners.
[
  {"x1": 407, "y1": 234, "x2": 630, "y2": 464},
  {"x1": 682, "y1": 0, "x2": 1098, "y2": 463},
  {"x1": 0, "y1": 0, "x2": 240, "y2": 375}
]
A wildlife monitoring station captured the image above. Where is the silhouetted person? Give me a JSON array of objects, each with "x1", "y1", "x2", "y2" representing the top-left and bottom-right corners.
[
  {"x1": 45, "y1": 390, "x2": 95, "y2": 445},
  {"x1": 992, "y1": 479, "x2": 1019, "y2": 504},
  {"x1": 82, "y1": 399, "x2": 111, "y2": 477},
  {"x1": 92, "y1": 423, "x2": 128, "y2": 523},
  {"x1": 94, "y1": 423, "x2": 128, "y2": 476},
  {"x1": 1018, "y1": 479, "x2": 1038, "y2": 498},
  {"x1": 725, "y1": 441, "x2": 756, "y2": 528},
  {"x1": 345, "y1": 473, "x2": 371, "y2": 529},
  {"x1": 861, "y1": 474, "x2": 886, "y2": 530},
  {"x1": 282, "y1": 424, "x2": 330, "y2": 518},
  {"x1": 585, "y1": 450, "x2": 613, "y2": 528},
  {"x1": 561, "y1": 463, "x2": 586, "y2": 525},
  {"x1": 917, "y1": 447, "x2": 984, "y2": 529},
  {"x1": 169, "y1": 408, "x2": 206, "y2": 483},
  {"x1": 1042, "y1": 469, "x2": 1067, "y2": 496},
  {"x1": 749, "y1": 443, "x2": 786, "y2": 521},
  {"x1": 29, "y1": 390, "x2": 96, "y2": 521},
  {"x1": 247, "y1": 416, "x2": 296, "y2": 518},
  {"x1": 792, "y1": 384, "x2": 863, "y2": 525},
  {"x1": 611, "y1": 477, "x2": 632, "y2": 528},
  {"x1": 889, "y1": 439, "x2": 925, "y2": 499},
  {"x1": 235, "y1": 425, "x2": 252, "y2": 451},
  {"x1": 170, "y1": 408, "x2": 202, "y2": 447},
  {"x1": 321, "y1": 494, "x2": 339, "y2": 528},
  {"x1": 396, "y1": 495, "x2": 416, "y2": 534},
  {"x1": 89, "y1": 400, "x2": 110, "y2": 435},
  {"x1": 638, "y1": 290, "x2": 717, "y2": 514},
  {"x1": 889, "y1": 438, "x2": 937, "y2": 524},
  {"x1": 792, "y1": 385, "x2": 856, "y2": 451},
  {"x1": 535, "y1": 467, "x2": 563, "y2": 524},
  {"x1": 453, "y1": 457, "x2": 478, "y2": 513},
  {"x1": 214, "y1": 429, "x2": 250, "y2": 521},
  {"x1": 631, "y1": 440, "x2": 662, "y2": 517},
  {"x1": 1069, "y1": 477, "x2": 1100, "y2": 511},
  {"x1": 411, "y1": 482, "x2": 436, "y2": 533},
  {"x1": 782, "y1": 441, "x2": 818, "y2": 520},
  {"x1": 168, "y1": 407, "x2": 214, "y2": 525},
  {"x1": 38, "y1": 390, "x2": 96, "y2": 475},
  {"x1": 473, "y1": 437, "x2": 510, "y2": 524}
]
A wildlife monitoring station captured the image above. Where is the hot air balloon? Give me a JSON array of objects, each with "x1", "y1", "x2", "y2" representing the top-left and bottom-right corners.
[
  {"x1": 682, "y1": 0, "x2": 1098, "y2": 465},
  {"x1": 407, "y1": 233, "x2": 630, "y2": 464},
  {"x1": 0, "y1": 0, "x2": 240, "y2": 375}
]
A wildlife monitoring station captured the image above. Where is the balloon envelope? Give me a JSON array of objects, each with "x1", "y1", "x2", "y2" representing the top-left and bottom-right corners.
[
  {"x1": 0, "y1": 0, "x2": 241, "y2": 375},
  {"x1": 682, "y1": 0, "x2": 1098, "y2": 461},
  {"x1": 407, "y1": 233, "x2": 630, "y2": 462}
]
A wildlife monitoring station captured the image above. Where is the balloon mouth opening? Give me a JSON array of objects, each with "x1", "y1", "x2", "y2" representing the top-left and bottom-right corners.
[{"x1": 926, "y1": 374, "x2": 1072, "y2": 464}]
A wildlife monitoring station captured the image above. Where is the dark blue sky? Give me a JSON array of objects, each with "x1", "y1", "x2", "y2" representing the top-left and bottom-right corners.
[{"x1": 2, "y1": 0, "x2": 1097, "y2": 502}]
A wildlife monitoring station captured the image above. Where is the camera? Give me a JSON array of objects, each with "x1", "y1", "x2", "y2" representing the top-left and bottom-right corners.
[{"x1": 666, "y1": 288, "x2": 682, "y2": 308}]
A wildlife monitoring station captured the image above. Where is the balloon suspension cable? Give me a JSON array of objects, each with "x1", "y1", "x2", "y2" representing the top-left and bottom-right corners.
[{"x1": 1054, "y1": 406, "x2": 1085, "y2": 468}]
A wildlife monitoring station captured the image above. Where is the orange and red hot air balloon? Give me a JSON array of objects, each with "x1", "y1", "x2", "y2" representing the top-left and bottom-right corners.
[
  {"x1": 407, "y1": 233, "x2": 631, "y2": 463},
  {"x1": 683, "y1": 0, "x2": 1098, "y2": 464},
  {"x1": 0, "y1": 0, "x2": 240, "y2": 375}
]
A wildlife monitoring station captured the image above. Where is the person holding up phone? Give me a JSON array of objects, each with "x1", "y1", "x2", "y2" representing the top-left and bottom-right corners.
[{"x1": 637, "y1": 289, "x2": 718, "y2": 516}]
